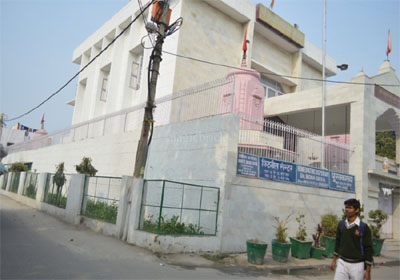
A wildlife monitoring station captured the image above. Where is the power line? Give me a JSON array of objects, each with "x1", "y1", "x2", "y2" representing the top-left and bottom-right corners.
[
  {"x1": 5, "y1": 0, "x2": 155, "y2": 123},
  {"x1": 162, "y1": 50, "x2": 400, "y2": 87}
]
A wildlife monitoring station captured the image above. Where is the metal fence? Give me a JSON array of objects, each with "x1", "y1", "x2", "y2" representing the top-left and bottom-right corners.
[
  {"x1": 23, "y1": 172, "x2": 38, "y2": 199},
  {"x1": 43, "y1": 173, "x2": 71, "y2": 209},
  {"x1": 6, "y1": 77, "x2": 234, "y2": 155},
  {"x1": 9, "y1": 172, "x2": 21, "y2": 193},
  {"x1": 139, "y1": 180, "x2": 220, "y2": 236},
  {"x1": 238, "y1": 118, "x2": 352, "y2": 173},
  {"x1": 1, "y1": 173, "x2": 8, "y2": 190},
  {"x1": 81, "y1": 176, "x2": 122, "y2": 224}
]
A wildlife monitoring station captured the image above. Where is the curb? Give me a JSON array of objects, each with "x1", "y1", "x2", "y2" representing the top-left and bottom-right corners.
[{"x1": 166, "y1": 257, "x2": 400, "y2": 276}]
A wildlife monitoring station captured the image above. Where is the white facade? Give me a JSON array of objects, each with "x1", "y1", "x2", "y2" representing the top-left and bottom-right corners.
[{"x1": 69, "y1": 0, "x2": 336, "y2": 125}]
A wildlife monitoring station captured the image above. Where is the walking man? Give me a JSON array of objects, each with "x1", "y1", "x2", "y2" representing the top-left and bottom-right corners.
[{"x1": 330, "y1": 199, "x2": 373, "y2": 280}]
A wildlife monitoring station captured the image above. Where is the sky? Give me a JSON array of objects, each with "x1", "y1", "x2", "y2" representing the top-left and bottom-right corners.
[{"x1": 1, "y1": 0, "x2": 399, "y2": 132}]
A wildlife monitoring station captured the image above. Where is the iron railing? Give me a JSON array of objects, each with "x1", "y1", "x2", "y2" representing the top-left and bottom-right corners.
[
  {"x1": 6, "y1": 77, "x2": 234, "y2": 154},
  {"x1": 23, "y1": 172, "x2": 38, "y2": 199},
  {"x1": 9, "y1": 172, "x2": 21, "y2": 193},
  {"x1": 81, "y1": 176, "x2": 122, "y2": 224},
  {"x1": 139, "y1": 180, "x2": 220, "y2": 236},
  {"x1": 239, "y1": 119, "x2": 352, "y2": 174},
  {"x1": 43, "y1": 173, "x2": 71, "y2": 209},
  {"x1": 1, "y1": 173, "x2": 8, "y2": 190}
]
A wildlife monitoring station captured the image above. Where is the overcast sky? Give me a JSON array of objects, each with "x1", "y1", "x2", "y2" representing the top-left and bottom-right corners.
[{"x1": 1, "y1": 0, "x2": 399, "y2": 132}]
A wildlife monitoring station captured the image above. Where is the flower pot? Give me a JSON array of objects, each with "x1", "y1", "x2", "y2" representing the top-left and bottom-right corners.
[
  {"x1": 271, "y1": 239, "x2": 291, "y2": 263},
  {"x1": 289, "y1": 237, "x2": 312, "y2": 259},
  {"x1": 321, "y1": 235, "x2": 336, "y2": 258},
  {"x1": 372, "y1": 238, "x2": 385, "y2": 256},
  {"x1": 246, "y1": 240, "x2": 268, "y2": 265},
  {"x1": 310, "y1": 246, "x2": 325, "y2": 259}
]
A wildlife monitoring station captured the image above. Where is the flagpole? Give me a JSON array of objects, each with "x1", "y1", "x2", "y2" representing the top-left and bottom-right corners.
[{"x1": 321, "y1": 0, "x2": 326, "y2": 169}]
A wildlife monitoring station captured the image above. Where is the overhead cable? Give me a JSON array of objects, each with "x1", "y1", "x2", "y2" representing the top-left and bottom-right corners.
[
  {"x1": 162, "y1": 50, "x2": 400, "y2": 87},
  {"x1": 5, "y1": 0, "x2": 156, "y2": 122}
]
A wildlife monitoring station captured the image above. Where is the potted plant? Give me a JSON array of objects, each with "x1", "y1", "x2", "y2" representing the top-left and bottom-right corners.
[
  {"x1": 290, "y1": 213, "x2": 312, "y2": 259},
  {"x1": 311, "y1": 224, "x2": 325, "y2": 259},
  {"x1": 369, "y1": 209, "x2": 388, "y2": 256},
  {"x1": 246, "y1": 239, "x2": 268, "y2": 265},
  {"x1": 321, "y1": 213, "x2": 339, "y2": 258},
  {"x1": 271, "y1": 215, "x2": 292, "y2": 262}
]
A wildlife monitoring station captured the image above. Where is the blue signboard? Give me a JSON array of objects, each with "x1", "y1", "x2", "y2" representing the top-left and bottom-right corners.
[
  {"x1": 330, "y1": 172, "x2": 355, "y2": 192},
  {"x1": 236, "y1": 153, "x2": 355, "y2": 193},
  {"x1": 237, "y1": 153, "x2": 258, "y2": 177},
  {"x1": 259, "y1": 157, "x2": 296, "y2": 183},
  {"x1": 296, "y1": 165, "x2": 329, "y2": 189}
]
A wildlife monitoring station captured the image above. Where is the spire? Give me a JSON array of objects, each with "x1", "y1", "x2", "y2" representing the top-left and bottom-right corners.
[
  {"x1": 241, "y1": 30, "x2": 248, "y2": 67},
  {"x1": 40, "y1": 114, "x2": 45, "y2": 129}
]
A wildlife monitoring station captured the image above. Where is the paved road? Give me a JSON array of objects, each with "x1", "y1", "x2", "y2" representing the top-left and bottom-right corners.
[
  {"x1": 1, "y1": 195, "x2": 399, "y2": 280},
  {"x1": 1, "y1": 195, "x2": 252, "y2": 280}
]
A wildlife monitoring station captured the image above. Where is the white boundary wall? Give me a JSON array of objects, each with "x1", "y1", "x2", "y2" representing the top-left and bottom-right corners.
[{"x1": 3, "y1": 130, "x2": 141, "y2": 177}]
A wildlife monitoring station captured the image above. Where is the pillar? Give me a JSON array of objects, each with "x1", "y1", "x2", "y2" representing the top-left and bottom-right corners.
[
  {"x1": 116, "y1": 175, "x2": 133, "y2": 239},
  {"x1": 17, "y1": 172, "x2": 27, "y2": 196},
  {"x1": 65, "y1": 174, "x2": 86, "y2": 224}
]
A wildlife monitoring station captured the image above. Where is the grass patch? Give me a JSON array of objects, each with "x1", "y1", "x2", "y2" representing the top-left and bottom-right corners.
[
  {"x1": 45, "y1": 193, "x2": 67, "y2": 209},
  {"x1": 83, "y1": 199, "x2": 118, "y2": 224},
  {"x1": 142, "y1": 215, "x2": 204, "y2": 235}
]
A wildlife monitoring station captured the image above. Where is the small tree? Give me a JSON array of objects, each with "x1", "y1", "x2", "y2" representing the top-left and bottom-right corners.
[
  {"x1": 295, "y1": 213, "x2": 307, "y2": 241},
  {"x1": 9, "y1": 162, "x2": 28, "y2": 172},
  {"x1": 369, "y1": 209, "x2": 388, "y2": 239},
  {"x1": 321, "y1": 213, "x2": 339, "y2": 238},
  {"x1": 312, "y1": 224, "x2": 323, "y2": 248},
  {"x1": 75, "y1": 157, "x2": 97, "y2": 176},
  {"x1": 53, "y1": 162, "x2": 66, "y2": 206}
]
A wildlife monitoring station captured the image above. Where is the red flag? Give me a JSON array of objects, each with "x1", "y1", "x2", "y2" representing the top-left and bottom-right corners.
[
  {"x1": 242, "y1": 30, "x2": 248, "y2": 52},
  {"x1": 270, "y1": 0, "x2": 275, "y2": 9},
  {"x1": 386, "y1": 29, "x2": 392, "y2": 57},
  {"x1": 41, "y1": 114, "x2": 45, "y2": 124}
]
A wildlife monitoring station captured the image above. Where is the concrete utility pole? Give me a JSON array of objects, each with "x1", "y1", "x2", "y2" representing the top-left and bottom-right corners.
[
  {"x1": 0, "y1": 113, "x2": 4, "y2": 142},
  {"x1": 321, "y1": 0, "x2": 326, "y2": 169},
  {"x1": 133, "y1": 1, "x2": 170, "y2": 178}
]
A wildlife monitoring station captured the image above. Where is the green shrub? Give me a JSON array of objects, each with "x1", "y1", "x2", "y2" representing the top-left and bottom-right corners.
[
  {"x1": 24, "y1": 184, "x2": 37, "y2": 199},
  {"x1": 143, "y1": 215, "x2": 204, "y2": 235},
  {"x1": 274, "y1": 214, "x2": 291, "y2": 243},
  {"x1": 76, "y1": 157, "x2": 97, "y2": 176},
  {"x1": 369, "y1": 209, "x2": 388, "y2": 239},
  {"x1": 84, "y1": 200, "x2": 118, "y2": 224},
  {"x1": 10, "y1": 162, "x2": 28, "y2": 172},
  {"x1": 45, "y1": 193, "x2": 67, "y2": 208},
  {"x1": 321, "y1": 213, "x2": 339, "y2": 238},
  {"x1": 53, "y1": 163, "x2": 66, "y2": 207},
  {"x1": 295, "y1": 213, "x2": 307, "y2": 241}
]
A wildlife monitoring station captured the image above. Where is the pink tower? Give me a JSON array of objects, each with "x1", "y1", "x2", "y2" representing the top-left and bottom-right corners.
[{"x1": 219, "y1": 30, "x2": 265, "y2": 130}]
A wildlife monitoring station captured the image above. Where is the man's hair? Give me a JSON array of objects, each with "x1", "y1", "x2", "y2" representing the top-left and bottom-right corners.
[{"x1": 344, "y1": 198, "x2": 361, "y2": 210}]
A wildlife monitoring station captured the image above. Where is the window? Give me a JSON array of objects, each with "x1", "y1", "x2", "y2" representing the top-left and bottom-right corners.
[
  {"x1": 261, "y1": 76, "x2": 284, "y2": 98},
  {"x1": 129, "y1": 55, "x2": 143, "y2": 90},
  {"x1": 100, "y1": 76, "x2": 108, "y2": 101}
]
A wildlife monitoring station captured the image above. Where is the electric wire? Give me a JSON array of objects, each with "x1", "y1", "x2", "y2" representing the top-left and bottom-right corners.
[
  {"x1": 162, "y1": 50, "x2": 400, "y2": 88},
  {"x1": 5, "y1": 0, "x2": 156, "y2": 123}
]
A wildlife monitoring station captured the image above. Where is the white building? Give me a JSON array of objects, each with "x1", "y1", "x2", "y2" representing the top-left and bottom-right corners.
[{"x1": 2, "y1": 0, "x2": 399, "y2": 252}]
